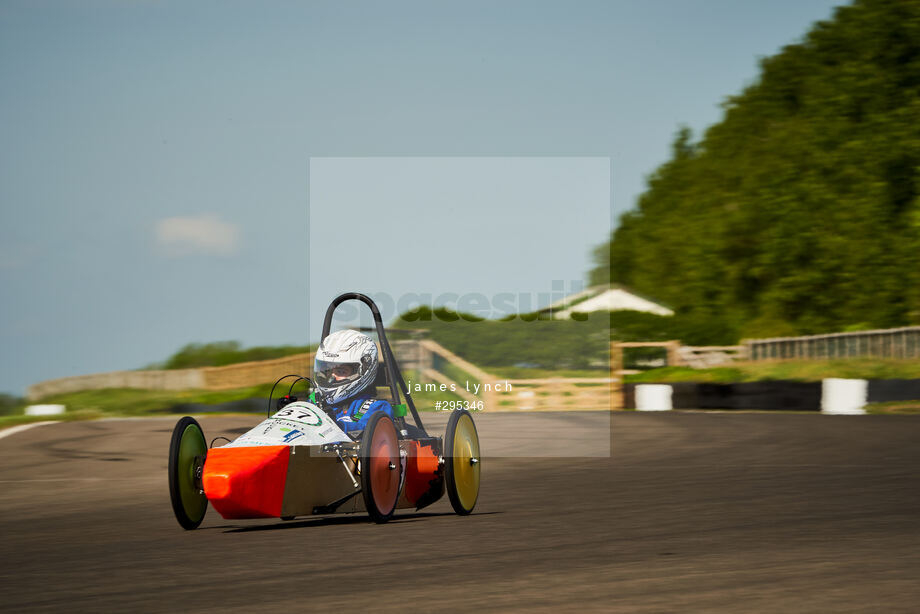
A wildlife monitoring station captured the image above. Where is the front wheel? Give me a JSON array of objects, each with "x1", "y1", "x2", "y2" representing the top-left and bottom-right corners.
[
  {"x1": 168, "y1": 416, "x2": 208, "y2": 530},
  {"x1": 360, "y1": 412, "x2": 401, "y2": 523},
  {"x1": 444, "y1": 409, "x2": 480, "y2": 515}
]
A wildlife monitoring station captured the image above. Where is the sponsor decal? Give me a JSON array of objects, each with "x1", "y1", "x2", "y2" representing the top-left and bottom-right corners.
[
  {"x1": 281, "y1": 428, "x2": 304, "y2": 443},
  {"x1": 223, "y1": 403, "x2": 353, "y2": 447},
  {"x1": 353, "y1": 399, "x2": 374, "y2": 420}
]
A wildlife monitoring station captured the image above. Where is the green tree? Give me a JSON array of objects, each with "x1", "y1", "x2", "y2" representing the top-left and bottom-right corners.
[{"x1": 591, "y1": 0, "x2": 920, "y2": 338}]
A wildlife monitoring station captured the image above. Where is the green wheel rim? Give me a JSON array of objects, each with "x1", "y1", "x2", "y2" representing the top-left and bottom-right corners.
[
  {"x1": 169, "y1": 417, "x2": 208, "y2": 529},
  {"x1": 177, "y1": 424, "x2": 207, "y2": 522}
]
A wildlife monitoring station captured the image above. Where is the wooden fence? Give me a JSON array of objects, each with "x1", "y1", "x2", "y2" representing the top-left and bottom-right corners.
[
  {"x1": 490, "y1": 377, "x2": 616, "y2": 411},
  {"x1": 413, "y1": 339, "x2": 617, "y2": 411},
  {"x1": 28, "y1": 338, "x2": 621, "y2": 411},
  {"x1": 201, "y1": 353, "x2": 315, "y2": 390},
  {"x1": 27, "y1": 352, "x2": 315, "y2": 400}
]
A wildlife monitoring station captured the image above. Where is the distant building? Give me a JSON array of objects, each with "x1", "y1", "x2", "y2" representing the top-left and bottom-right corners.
[{"x1": 540, "y1": 284, "x2": 674, "y2": 319}]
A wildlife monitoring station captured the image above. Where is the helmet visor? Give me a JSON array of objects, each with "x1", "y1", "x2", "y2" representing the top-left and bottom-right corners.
[{"x1": 314, "y1": 360, "x2": 362, "y2": 389}]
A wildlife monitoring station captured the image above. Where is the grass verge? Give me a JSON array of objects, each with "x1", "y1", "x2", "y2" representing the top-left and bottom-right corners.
[
  {"x1": 3, "y1": 374, "x2": 464, "y2": 429},
  {"x1": 864, "y1": 401, "x2": 920, "y2": 415}
]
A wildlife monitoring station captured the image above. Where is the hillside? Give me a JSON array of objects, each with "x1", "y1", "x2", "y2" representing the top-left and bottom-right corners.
[{"x1": 592, "y1": 0, "x2": 920, "y2": 341}]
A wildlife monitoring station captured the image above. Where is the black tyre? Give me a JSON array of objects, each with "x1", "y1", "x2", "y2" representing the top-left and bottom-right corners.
[
  {"x1": 168, "y1": 416, "x2": 208, "y2": 530},
  {"x1": 360, "y1": 412, "x2": 401, "y2": 523},
  {"x1": 444, "y1": 409, "x2": 480, "y2": 515}
]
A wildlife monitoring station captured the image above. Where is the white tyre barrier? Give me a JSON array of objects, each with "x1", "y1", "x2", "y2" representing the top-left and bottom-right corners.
[
  {"x1": 24, "y1": 404, "x2": 66, "y2": 416},
  {"x1": 821, "y1": 379, "x2": 867, "y2": 415},
  {"x1": 635, "y1": 384, "x2": 673, "y2": 411}
]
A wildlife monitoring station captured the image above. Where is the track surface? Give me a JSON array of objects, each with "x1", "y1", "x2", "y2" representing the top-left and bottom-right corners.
[{"x1": 1, "y1": 412, "x2": 918, "y2": 613}]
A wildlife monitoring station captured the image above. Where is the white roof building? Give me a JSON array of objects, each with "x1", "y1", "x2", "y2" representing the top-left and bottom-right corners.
[{"x1": 541, "y1": 284, "x2": 674, "y2": 319}]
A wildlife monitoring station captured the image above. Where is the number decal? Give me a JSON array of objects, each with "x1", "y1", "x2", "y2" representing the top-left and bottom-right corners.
[{"x1": 273, "y1": 406, "x2": 323, "y2": 426}]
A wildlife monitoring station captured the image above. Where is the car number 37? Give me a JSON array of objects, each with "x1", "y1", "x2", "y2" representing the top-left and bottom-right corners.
[{"x1": 272, "y1": 406, "x2": 324, "y2": 426}]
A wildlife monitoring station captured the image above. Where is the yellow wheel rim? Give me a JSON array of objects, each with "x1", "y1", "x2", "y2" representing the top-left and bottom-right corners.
[{"x1": 451, "y1": 413, "x2": 480, "y2": 512}]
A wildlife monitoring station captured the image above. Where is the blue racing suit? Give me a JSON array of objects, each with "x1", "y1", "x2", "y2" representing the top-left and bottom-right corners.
[{"x1": 328, "y1": 394, "x2": 394, "y2": 435}]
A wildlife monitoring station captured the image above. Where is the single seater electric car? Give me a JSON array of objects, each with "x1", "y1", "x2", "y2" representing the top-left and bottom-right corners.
[{"x1": 167, "y1": 292, "x2": 481, "y2": 529}]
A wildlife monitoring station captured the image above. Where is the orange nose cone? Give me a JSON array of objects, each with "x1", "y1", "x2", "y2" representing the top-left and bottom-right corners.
[
  {"x1": 202, "y1": 445, "x2": 291, "y2": 519},
  {"x1": 204, "y1": 472, "x2": 231, "y2": 499}
]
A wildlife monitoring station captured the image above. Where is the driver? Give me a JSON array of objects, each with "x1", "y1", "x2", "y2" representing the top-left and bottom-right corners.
[{"x1": 313, "y1": 329, "x2": 394, "y2": 435}]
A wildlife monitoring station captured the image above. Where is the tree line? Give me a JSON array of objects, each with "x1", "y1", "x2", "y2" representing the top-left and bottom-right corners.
[{"x1": 591, "y1": 0, "x2": 920, "y2": 343}]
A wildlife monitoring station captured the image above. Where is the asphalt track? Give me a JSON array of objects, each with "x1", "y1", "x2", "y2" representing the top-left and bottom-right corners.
[{"x1": 0, "y1": 411, "x2": 918, "y2": 613}]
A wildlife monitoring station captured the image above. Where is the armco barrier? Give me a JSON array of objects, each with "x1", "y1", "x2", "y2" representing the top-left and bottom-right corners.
[
  {"x1": 867, "y1": 379, "x2": 920, "y2": 403},
  {"x1": 725, "y1": 381, "x2": 821, "y2": 411},
  {"x1": 626, "y1": 381, "x2": 823, "y2": 411},
  {"x1": 627, "y1": 378, "x2": 920, "y2": 412}
]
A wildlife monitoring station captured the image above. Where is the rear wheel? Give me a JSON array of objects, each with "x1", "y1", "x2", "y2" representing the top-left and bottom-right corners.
[
  {"x1": 168, "y1": 416, "x2": 208, "y2": 530},
  {"x1": 360, "y1": 412, "x2": 401, "y2": 523},
  {"x1": 444, "y1": 409, "x2": 480, "y2": 515}
]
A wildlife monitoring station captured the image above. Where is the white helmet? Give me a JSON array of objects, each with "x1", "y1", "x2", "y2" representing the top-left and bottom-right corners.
[{"x1": 314, "y1": 329, "x2": 378, "y2": 405}]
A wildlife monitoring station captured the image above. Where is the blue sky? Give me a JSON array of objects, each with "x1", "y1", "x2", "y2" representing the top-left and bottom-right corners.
[{"x1": 0, "y1": 0, "x2": 843, "y2": 394}]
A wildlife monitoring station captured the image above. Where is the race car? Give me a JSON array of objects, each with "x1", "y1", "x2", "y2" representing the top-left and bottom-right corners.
[{"x1": 167, "y1": 292, "x2": 481, "y2": 529}]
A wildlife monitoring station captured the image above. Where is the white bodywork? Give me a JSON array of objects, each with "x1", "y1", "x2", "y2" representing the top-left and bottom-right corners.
[{"x1": 224, "y1": 401, "x2": 352, "y2": 447}]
